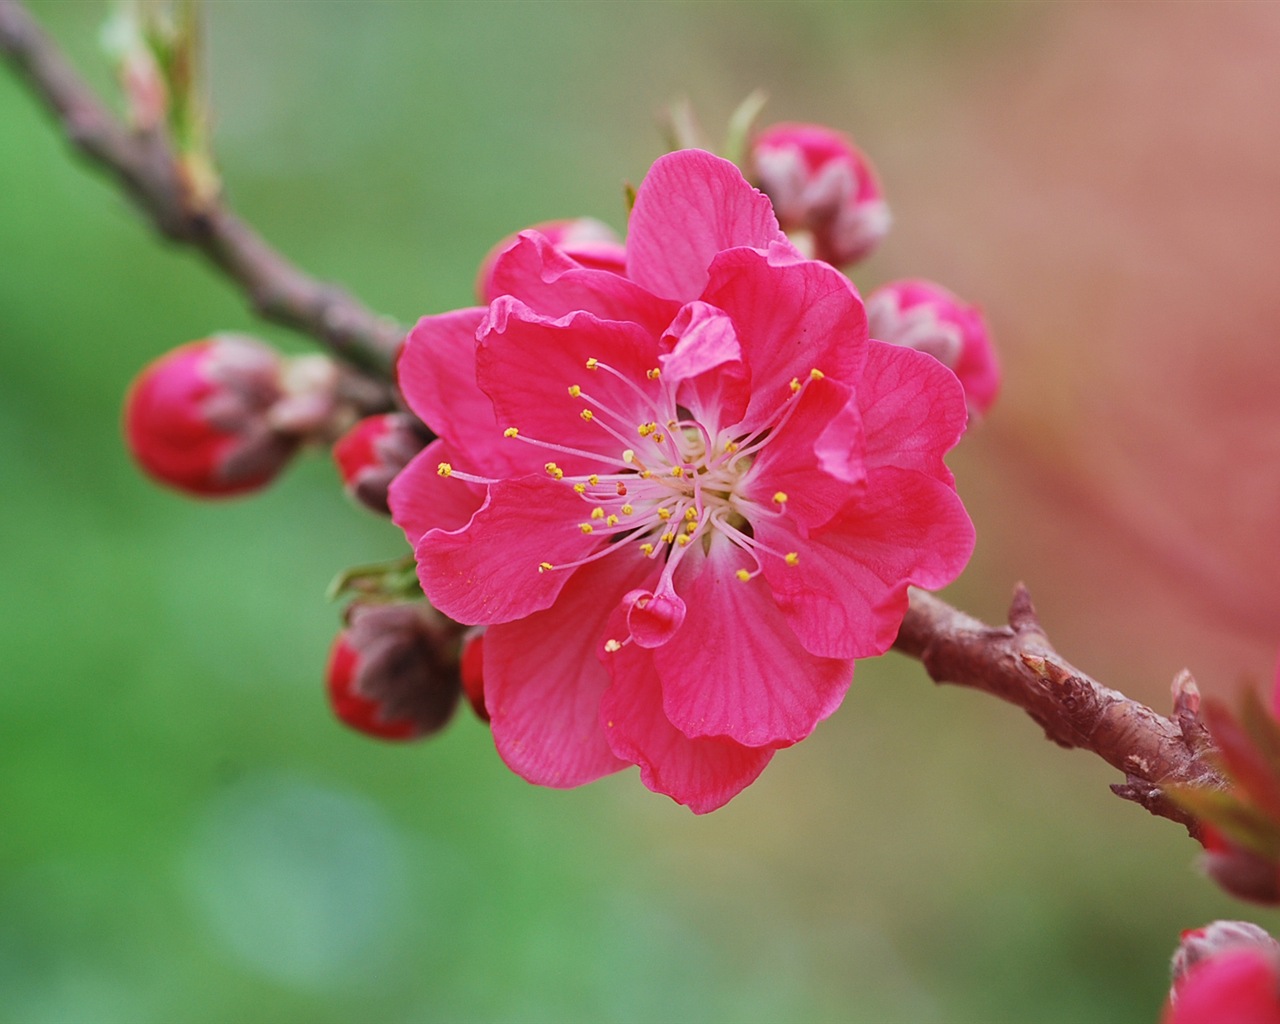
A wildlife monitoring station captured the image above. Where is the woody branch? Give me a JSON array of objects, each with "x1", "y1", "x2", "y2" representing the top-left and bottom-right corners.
[{"x1": 0, "y1": 0, "x2": 1227, "y2": 834}]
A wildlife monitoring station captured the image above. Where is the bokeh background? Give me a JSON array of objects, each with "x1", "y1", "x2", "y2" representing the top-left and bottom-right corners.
[{"x1": 4, "y1": 2, "x2": 1280, "y2": 1021}]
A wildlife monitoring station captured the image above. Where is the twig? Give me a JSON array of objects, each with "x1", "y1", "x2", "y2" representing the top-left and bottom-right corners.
[
  {"x1": 0, "y1": 0, "x2": 403, "y2": 380},
  {"x1": 894, "y1": 585, "x2": 1224, "y2": 838}
]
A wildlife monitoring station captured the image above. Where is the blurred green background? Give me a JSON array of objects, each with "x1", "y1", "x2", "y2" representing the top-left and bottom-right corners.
[{"x1": 5, "y1": 2, "x2": 1280, "y2": 1022}]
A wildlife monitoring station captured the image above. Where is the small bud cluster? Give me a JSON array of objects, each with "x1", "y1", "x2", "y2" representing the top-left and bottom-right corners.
[{"x1": 333, "y1": 413, "x2": 428, "y2": 516}]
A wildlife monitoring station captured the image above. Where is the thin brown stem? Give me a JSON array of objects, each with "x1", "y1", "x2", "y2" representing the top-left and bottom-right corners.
[
  {"x1": 0, "y1": 0, "x2": 403, "y2": 380},
  {"x1": 894, "y1": 585, "x2": 1224, "y2": 837}
]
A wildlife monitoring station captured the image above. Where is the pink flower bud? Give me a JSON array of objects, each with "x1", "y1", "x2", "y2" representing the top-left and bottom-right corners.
[
  {"x1": 1172, "y1": 921, "x2": 1280, "y2": 982},
  {"x1": 1165, "y1": 931, "x2": 1280, "y2": 1024},
  {"x1": 333, "y1": 413, "x2": 427, "y2": 516},
  {"x1": 866, "y1": 279, "x2": 1000, "y2": 418},
  {"x1": 459, "y1": 627, "x2": 488, "y2": 723},
  {"x1": 476, "y1": 217, "x2": 627, "y2": 303},
  {"x1": 1199, "y1": 824, "x2": 1280, "y2": 904},
  {"x1": 123, "y1": 335, "x2": 298, "y2": 497},
  {"x1": 326, "y1": 602, "x2": 462, "y2": 742},
  {"x1": 749, "y1": 122, "x2": 890, "y2": 266}
]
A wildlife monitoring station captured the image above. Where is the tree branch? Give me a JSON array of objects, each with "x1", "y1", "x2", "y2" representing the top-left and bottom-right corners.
[
  {"x1": 893, "y1": 585, "x2": 1224, "y2": 837},
  {"x1": 0, "y1": 0, "x2": 403, "y2": 380}
]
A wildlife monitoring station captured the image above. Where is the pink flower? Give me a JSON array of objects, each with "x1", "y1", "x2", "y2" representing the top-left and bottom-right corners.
[
  {"x1": 1165, "y1": 946, "x2": 1280, "y2": 1024},
  {"x1": 123, "y1": 335, "x2": 297, "y2": 497},
  {"x1": 749, "y1": 122, "x2": 890, "y2": 266},
  {"x1": 475, "y1": 217, "x2": 627, "y2": 304},
  {"x1": 866, "y1": 279, "x2": 1000, "y2": 419},
  {"x1": 390, "y1": 149, "x2": 974, "y2": 812}
]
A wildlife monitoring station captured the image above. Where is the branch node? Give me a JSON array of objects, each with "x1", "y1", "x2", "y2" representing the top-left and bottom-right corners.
[{"x1": 1007, "y1": 581, "x2": 1043, "y2": 635}]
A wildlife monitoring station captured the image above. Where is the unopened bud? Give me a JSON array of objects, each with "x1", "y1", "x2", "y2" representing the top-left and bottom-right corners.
[
  {"x1": 476, "y1": 218, "x2": 627, "y2": 303},
  {"x1": 123, "y1": 335, "x2": 297, "y2": 497},
  {"x1": 1172, "y1": 921, "x2": 1280, "y2": 984},
  {"x1": 459, "y1": 627, "x2": 488, "y2": 723},
  {"x1": 326, "y1": 602, "x2": 462, "y2": 741},
  {"x1": 749, "y1": 122, "x2": 890, "y2": 266},
  {"x1": 1198, "y1": 825, "x2": 1280, "y2": 905},
  {"x1": 332, "y1": 413, "x2": 427, "y2": 516},
  {"x1": 865, "y1": 279, "x2": 1000, "y2": 418},
  {"x1": 1165, "y1": 939, "x2": 1280, "y2": 1024}
]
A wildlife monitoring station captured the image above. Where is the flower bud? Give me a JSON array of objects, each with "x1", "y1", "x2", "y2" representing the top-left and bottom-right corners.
[
  {"x1": 476, "y1": 217, "x2": 627, "y2": 303},
  {"x1": 1164, "y1": 936, "x2": 1280, "y2": 1024},
  {"x1": 333, "y1": 413, "x2": 427, "y2": 516},
  {"x1": 124, "y1": 335, "x2": 298, "y2": 497},
  {"x1": 1200, "y1": 825, "x2": 1280, "y2": 905},
  {"x1": 1171, "y1": 921, "x2": 1280, "y2": 985},
  {"x1": 865, "y1": 279, "x2": 1000, "y2": 418},
  {"x1": 749, "y1": 122, "x2": 890, "y2": 266},
  {"x1": 459, "y1": 627, "x2": 488, "y2": 723},
  {"x1": 326, "y1": 602, "x2": 462, "y2": 741}
]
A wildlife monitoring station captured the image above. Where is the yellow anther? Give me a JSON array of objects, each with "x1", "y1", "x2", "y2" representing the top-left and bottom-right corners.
[
  {"x1": 677, "y1": 534, "x2": 692, "y2": 547},
  {"x1": 585, "y1": 357, "x2": 599, "y2": 370},
  {"x1": 604, "y1": 639, "x2": 622, "y2": 653},
  {"x1": 724, "y1": 441, "x2": 739, "y2": 454},
  {"x1": 789, "y1": 377, "x2": 802, "y2": 393},
  {"x1": 538, "y1": 561, "x2": 554, "y2": 573},
  {"x1": 503, "y1": 427, "x2": 519, "y2": 438},
  {"x1": 621, "y1": 503, "x2": 634, "y2": 515},
  {"x1": 639, "y1": 470, "x2": 653, "y2": 479},
  {"x1": 772, "y1": 492, "x2": 788, "y2": 505},
  {"x1": 671, "y1": 466, "x2": 684, "y2": 478},
  {"x1": 683, "y1": 507, "x2": 698, "y2": 522},
  {"x1": 573, "y1": 483, "x2": 586, "y2": 494},
  {"x1": 544, "y1": 462, "x2": 564, "y2": 480},
  {"x1": 661, "y1": 531, "x2": 676, "y2": 544},
  {"x1": 622, "y1": 449, "x2": 636, "y2": 464},
  {"x1": 568, "y1": 384, "x2": 582, "y2": 397},
  {"x1": 580, "y1": 409, "x2": 594, "y2": 422},
  {"x1": 590, "y1": 507, "x2": 605, "y2": 521},
  {"x1": 809, "y1": 368, "x2": 825, "y2": 381},
  {"x1": 646, "y1": 367, "x2": 661, "y2": 380},
  {"x1": 638, "y1": 422, "x2": 655, "y2": 437},
  {"x1": 606, "y1": 514, "x2": 619, "y2": 527},
  {"x1": 653, "y1": 434, "x2": 665, "y2": 444},
  {"x1": 657, "y1": 508, "x2": 672, "y2": 521},
  {"x1": 437, "y1": 462, "x2": 453, "y2": 477},
  {"x1": 684, "y1": 521, "x2": 697, "y2": 535},
  {"x1": 639, "y1": 542, "x2": 655, "y2": 556},
  {"x1": 785, "y1": 551, "x2": 799, "y2": 566},
  {"x1": 735, "y1": 569, "x2": 751, "y2": 582},
  {"x1": 588, "y1": 474, "x2": 600, "y2": 485},
  {"x1": 579, "y1": 523, "x2": 595, "y2": 534}
]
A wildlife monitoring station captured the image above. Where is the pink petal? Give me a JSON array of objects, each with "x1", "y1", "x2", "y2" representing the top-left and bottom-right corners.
[
  {"x1": 626, "y1": 149, "x2": 785, "y2": 302},
  {"x1": 488, "y1": 231, "x2": 679, "y2": 335},
  {"x1": 477, "y1": 297, "x2": 660, "y2": 475},
  {"x1": 654, "y1": 542, "x2": 855, "y2": 747},
  {"x1": 1165, "y1": 949, "x2": 1280, "y2": 1024},
  {"x1": 601, "y1": 635, "x2": 775, "y2": 813},
  {"x1": 759, "y1": 467, "x2": 975, "y2": 659},
  {"x1": 484, "y1": 550, "x2": 655, "y2": 788},
  {"x1": 389, "y1": 439, "x2": 486, "y2": 543},
  {"x1": 413, "y1": 475, "x2": 602, "y2": 625},
  {"x1": 860, "y1": 340, "x2": 967, "y2": 481},
  {"x1": 701, "y1": 246, "x2": 867, "y2": 434},
  {"x1": 658, "y1": 301, "x2": 750, "y2": 433},
  {"x1": 741, "y1": 375, "x2": 865, "y2": 531}
]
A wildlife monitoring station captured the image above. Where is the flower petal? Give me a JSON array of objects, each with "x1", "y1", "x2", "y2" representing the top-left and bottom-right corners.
[
  {"x1": 601, "y1": 628, "x2": 775, "y2": 813},
  {"x1": 701, "y1": 246, "x2": 867, "y2": 434},
  {"x1": 741, "y1": 375, "x2": 865, "y2": 531},
  {"x1": 413, "y1": 475, "x2": 603, "y2": 625},
  {"x1": 658, "y1": 301, "x2": 750, "y2": 433},
  {"x1": 654, "y1": 542, "x2": 855, "y2": 747},
  {"x1": 484, "y1": 550, "x2": 655, "y2": 788},
  {"x1": 759, "y1": 467, "x2": 975, "y2": 659},
  {"x1": 488, "y1": 231, "x2": 678, "y2": 335},
  {"x1": 389, "y1": 439, "x2": 486, "y2": 543},
  {"x1": 397, "y1": 309, "x2": 528, "y2": 478},
  {"x1": 859, "y1": 339, "x2": 967, "y2": 481},
  {"x1": 477, "y1": 297, "x2": 661, "y2": 474},
  {"x1": 626, "y1": 149, "x2": 785, "y2": 302}
]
